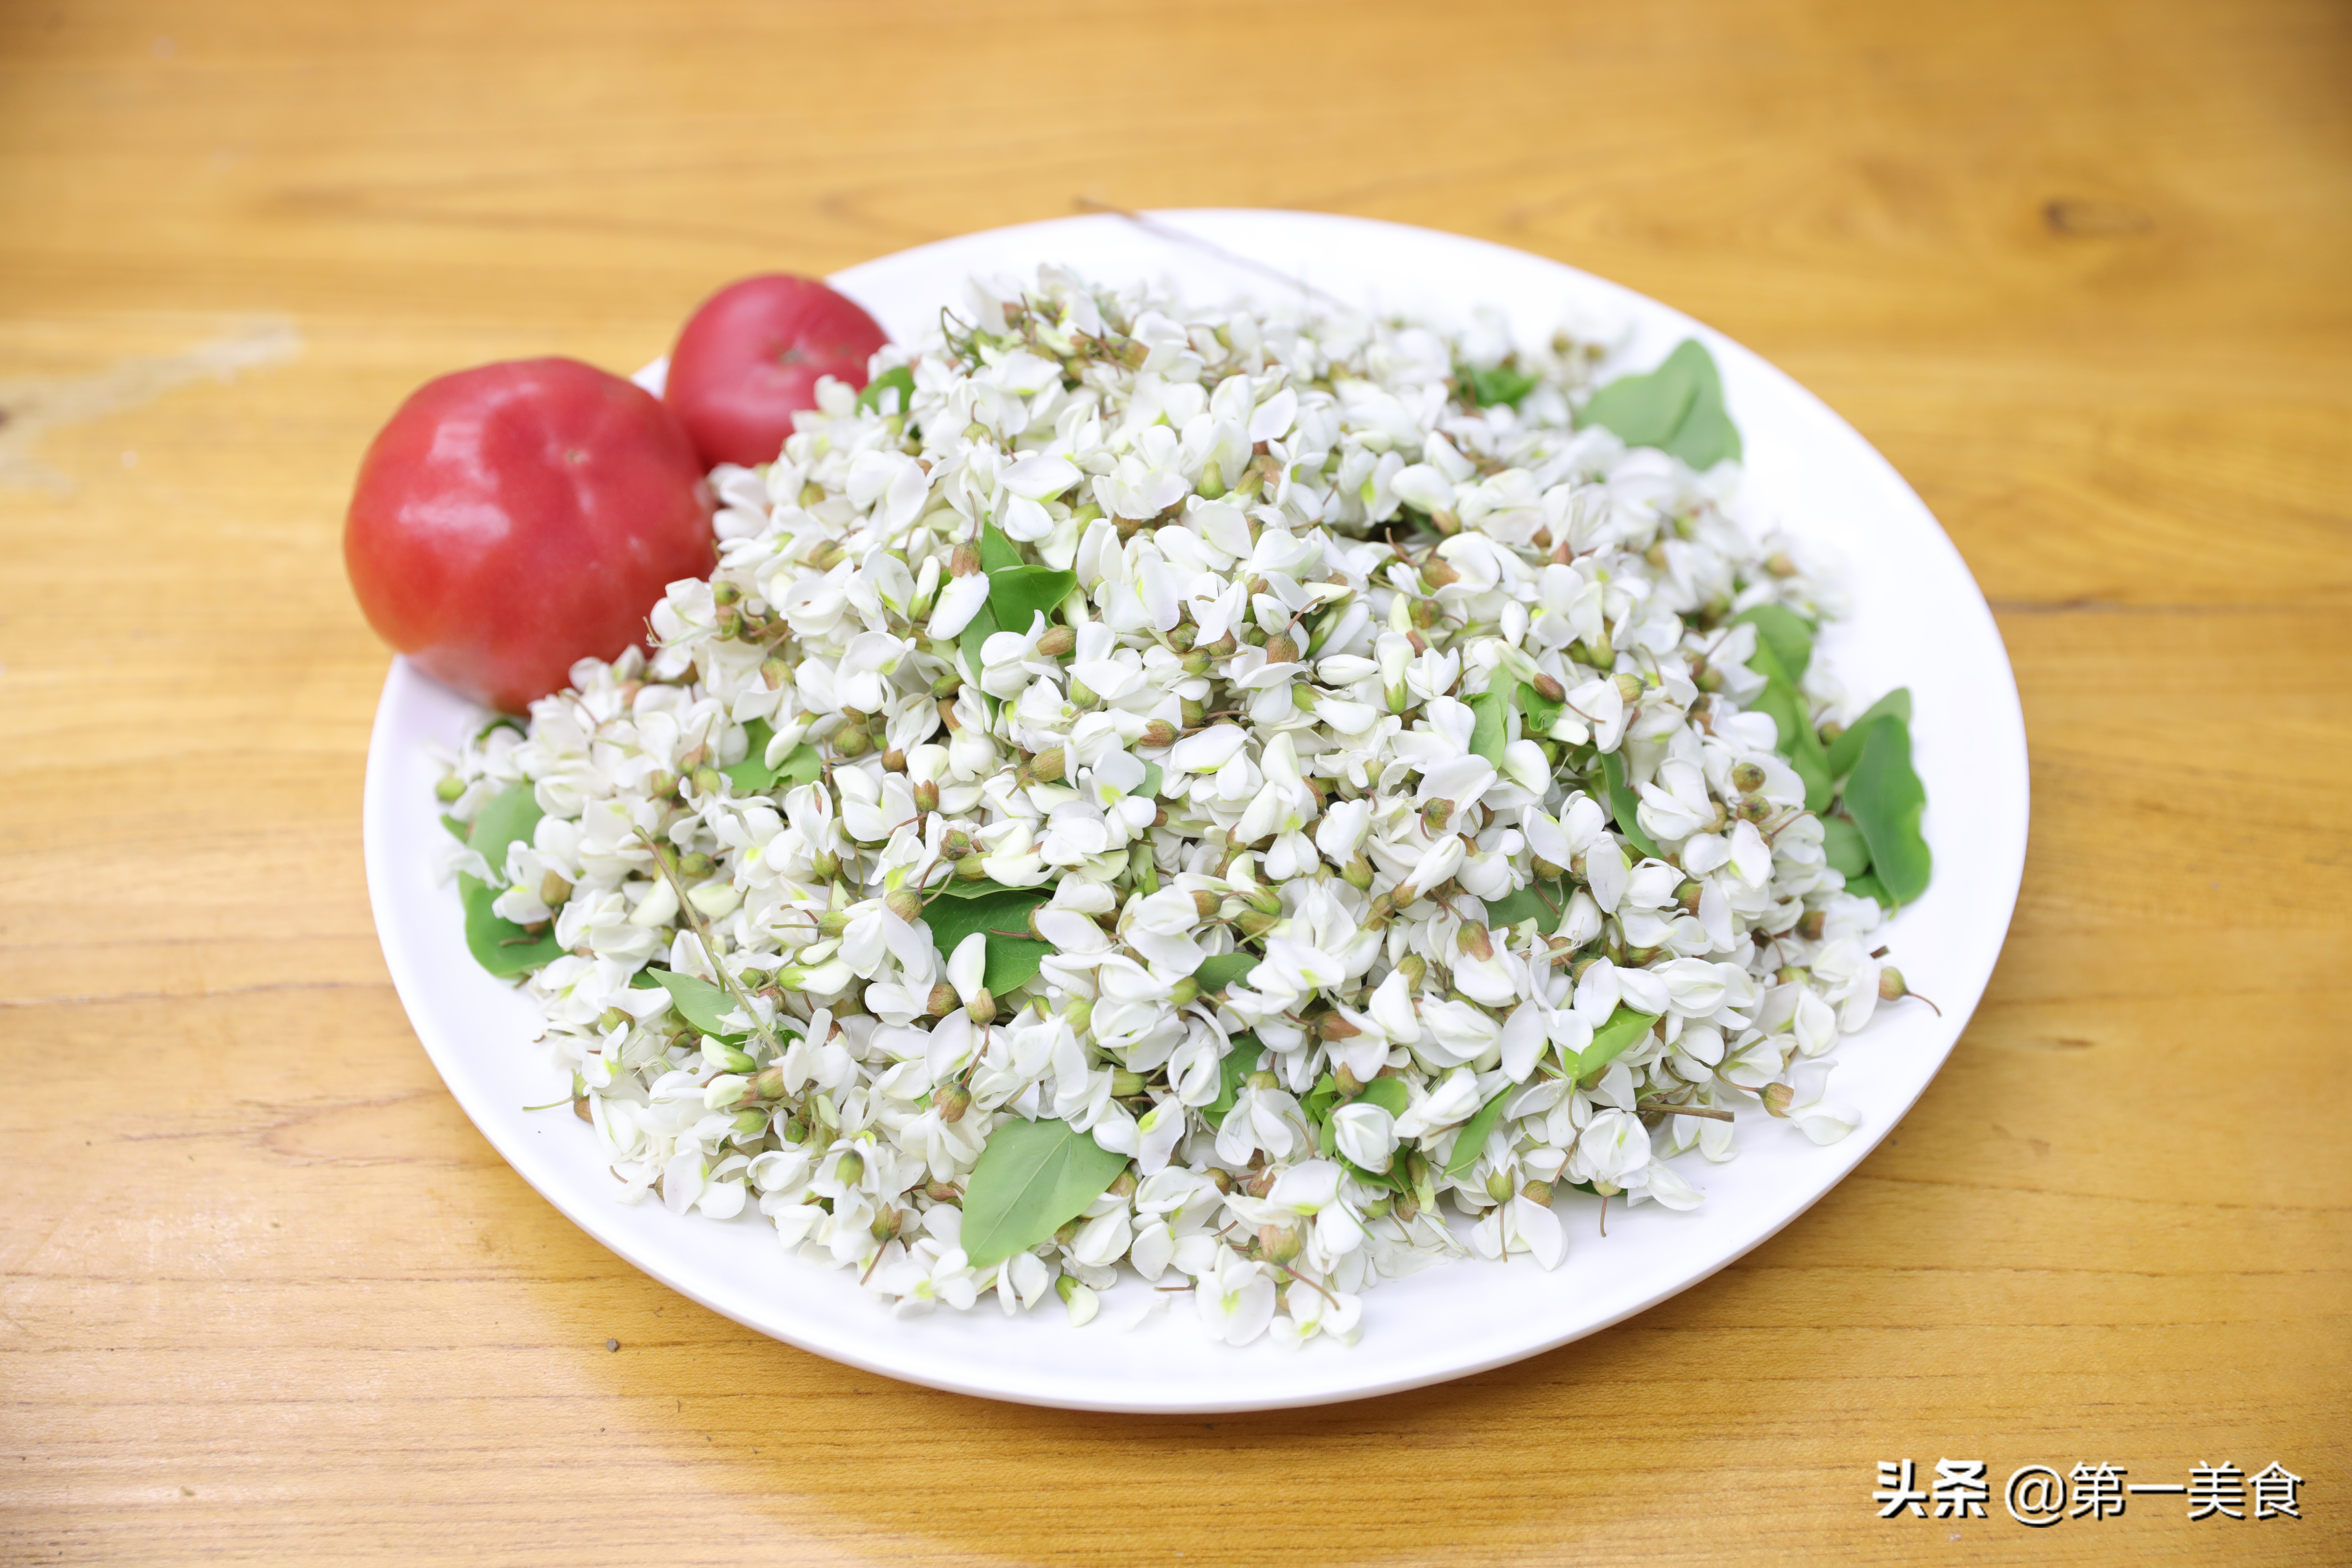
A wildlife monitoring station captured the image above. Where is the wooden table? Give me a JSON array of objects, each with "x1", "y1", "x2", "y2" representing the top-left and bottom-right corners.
[{"x1": 3, "y1": 1, "x2": 2344, "y2": 1562}]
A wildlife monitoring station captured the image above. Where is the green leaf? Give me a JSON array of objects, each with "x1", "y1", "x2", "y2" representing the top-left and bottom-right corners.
[
  {"x1": 958, "y1": 1116, "x2": 1129, "y2": 1270},
  {"x1": 1195, "y1": 951, "x2": 1261, "y2": 993},
  {"x1": 456, "y1": 783, "x2": 561, "y2": 978},
  {"x1": 1138, "y1": 760, "x2": 1163, "y2": 799},
  {"x1": 1464, "y1": 688, "x2": 1510, "y2": 765},
  {"x1": 1844, "y1": 872, "x2": 1892, "y2": 910},
  {"x1": 1598, "y1": 751, "x2": 1662, "y2": 860},
  {"x1": 920, "y1": 882, "x2": 1053, "y2": 994},
  {"x1": 1517, "y1": 679, "x2": 1564, "y2": 734},
  {"x1": 1824, "y1": 688, "x2": 1914, "y2": 779},
  {"x1": 1443, "y1": 1089, "x2": 1512, "y2": 1178},
  {"x1": 467, "y1": 782, "x2": 542, "y2": 881},
  {"x1": 1821, "y1": 814, "x2": 1872, "y2": 877},
  {"x1": 644, "y1": 967, "x2": 745, "y2": 1040},
  {"x1": 1732, "y1": 603, "x2": 1815, "y2": 685},
  {"x1": 958, "y1": 597, "x2": 1001, "y2": 685},
  {"x1": 1205, "y1": 1034, "x2": 1264, "y2": 1127},
  {"x1": 459, "y1": 875, "x2": 563, "y2": 977},
  {"x1": 1305, "y1": 1072, "x2": 1341, "y2": 1153},
  {"x1": 721, "y1": 717, "x2": 822, "y2": 793},
  {"x1": 1482, "y1": 880, "x2": 1563, "y2": 930},
  {"x1": 439, "y1": 813, "x2": 469, "y2": 844},
  {"x1": 856, "y1": 364, "x2": 915, "y2": 415},
  {"x1": 986, "y1": 564, "x2": 1078, "y2": 637},
  {"x1": 1463, "y1": 362, "x2": 1539, "y2": 409},
  {"x1": 1743, "y1": 637, "x2": 1833, "y2": 812},
  {"x1": 1577, "y1": 1006, "x2": 1660, "y2": 1080},
  {"x1": 1575, "y1": 339, "x2": 1742, "y2": 469},
  {"x1": 1354, "y1": 1076, "x2": 1410, "y2": 1118},
  {"x1": 977, "y1": 520, "x2": 1022, "y2": 573},
  {"x1": 1844, "y1": 717, "x2": 1931, "y2": 905}
]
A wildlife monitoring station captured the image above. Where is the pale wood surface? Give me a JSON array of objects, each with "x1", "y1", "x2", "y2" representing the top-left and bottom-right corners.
[{"x1": 2, "y1": 1, "x2": 2347, "y2": 1563}]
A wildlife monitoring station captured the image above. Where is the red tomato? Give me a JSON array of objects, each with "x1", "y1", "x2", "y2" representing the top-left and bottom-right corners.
[
  {"x1": 345, "y1": 357, "x2": 714, "y2": 714},
  {"x1": 664, "y1": 274, "x2": 889, "y2": 469}
]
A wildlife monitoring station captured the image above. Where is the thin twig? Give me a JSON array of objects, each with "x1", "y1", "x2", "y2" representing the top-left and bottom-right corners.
[{"x1": 636, "y1": 830, "x2": 778, "y2": 1054}]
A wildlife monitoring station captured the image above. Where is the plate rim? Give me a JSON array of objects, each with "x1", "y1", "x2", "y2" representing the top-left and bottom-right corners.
[{"x1": 362, "y1": 208, "x2": 2029, "y2": 1413}]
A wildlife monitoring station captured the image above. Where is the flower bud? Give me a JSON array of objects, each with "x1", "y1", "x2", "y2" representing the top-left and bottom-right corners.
[
  {"x1": 1765, "y1": 552, "x2": 1797, "y2": 578},
  {"x1": 1674, "y1": 879, "x2": 1703, "y2": 914},
  {"x1": 761, "y1": 654, "x2": 793, "y2": 691},
  {"x1": 1027, "y1": 747, "x2": 1067, "y2": 784},
  {"x1": 1256, "y1": 1222, "x2": 1303, "y2": 1264},
  {"x1": 1760, "y1": 1082, "x2": 1794, "y2": 1118},
  {"x1": 1731, "y1": 761, "x2": 1766, "y2": 792},
  {"x1": 1292, "y1": 684, "x2": 1320, "y2": 712},
  {"x1": 779, "y1": 1115, "x2": 809, "y2": 1144},
  {"x1": 870, "y1": 1205, "x2": 903, "y2": 1243},
  {"x1": 1522, "y1": 1180, "x2": 1555, "y2": 1206},
  {"x1": 1405, "y1": 1150, "x2": 1432, "y2": 1189},
  {"x1": 677, "y1": 852, "x2": 715, "y2": 878},
  {"x1": 881, "y1": 747, "x2": 906, "y2": 772},
  {"x1": 832, "y1": 723, "x2": 872, "y2": 758},
  {"x1": 925, "y1": 981, "x2": 957, "y2": 1017},
  {"x1": 1108, "y1": 1169, "x2": 1138, "y2": 1199},
  {"x1": 935, "y1": 1082, "x2": 972, "y2": 1124},
  {"x1": 645, "y1": 768, "x2": 678, "y2": 798},
  {"x1": 1796, "y1": 908, "x2": 1826, "y2": 941},
  {"x1": 1263, "y1": 633, "x2": 1298, "y2": 665},
  {"x1": 1456, "y1": 922, "x2": 1493, "y2": 961},
  {"x1": 1735, "y1": 793, "x2": 1772, "y2": 823},
  {"x1": 1362, "y1": 1195, "x2": 1393, "y2": 1219},
  {"x1": 950, "y1": 541, "x2": 981, "y2": 577},
  {"x1": 835, "y1": 1149, "x2": 865, "y2": 1183},
  {"x1": 1612, "y1": 672, "x2": 1645, "y2": 704},
  {"x1": 967, "y1": 989, "x2": 997, "y2": 1026},
  {"x1": 1531, "y1": 671, "x2": 1566, "y2": 702},
  {"x1": 1775, "y1": 965, "x2": 1810, "y2": 987},
  {"x1": 818, "y1": 909, "x2": 852, "y2": 937},
  {"x1": 711, "y1": 580, "x2": 742, "y2": 607},
  {"x1": 912, "y1": 778, "x2": 940, "y2": 813},
  {"x1": 1485, "y1": 1169, "x2": 1515, "y2": 1202},
  {"x1": 924, "y1": 1179, "x2": 961, "y2": 1203},
  {"x1": 1167, "y1": 977, "x2": 1199, "y2": 1009},
  {"x1": 540, "y1": 869, "x2": 574, "y2": 905},
  {"x1": 1035, "y1": 625, "x2": 1076, "y2": 657},
  {"x1": 435, "y1": 774, "x2": 466, "y2": 803},
  {"x1": 1181, "y1": 698, "x2": 1207, "y2": 727},
  {"x1": 1110, "y1": 1070, "x2": 1146, "y2": 1097},
  {"x1": 732, "y1": 1108, "x2": 770, "y2": 1136},
  {"x1": 1421, "y1": 558, "x2": 1461, "y2": 589},
  {"x1": 1343, "y1": 852, "x2": 1375, "y2": 890},
  {"x1": 1421, "y1": 799, "x2": 1454, "y2": 834},
  {"x1": 1064, "y1": 997, "x2": 1093, "y2": 1037},
  {"x1": 1166, "y1": 623, "x2": 1198, "y2": 653},
  {"x1": 1236, "y1": 908, "x2": 1279, "y2": 939},
  {"x1": 885, "y1": 888, "x2": 923, "y2": 924},
  {"x1": 747, "y1": 1064, "x2": 787, "y2": 1101},
  {"x1": 1319, "y1": 1012, "x2": 1362, "y2": 1042}
]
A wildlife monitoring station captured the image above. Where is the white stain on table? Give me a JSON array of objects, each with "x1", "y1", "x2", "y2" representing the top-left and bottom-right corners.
[{"x1": 0, "y1": 316, "x2": 301, "y2": 493}]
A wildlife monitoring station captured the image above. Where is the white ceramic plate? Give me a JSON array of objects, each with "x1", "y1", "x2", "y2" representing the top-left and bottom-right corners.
[{"x1": 362, "y1": 210, "x2": 2028, "y2": 1413}]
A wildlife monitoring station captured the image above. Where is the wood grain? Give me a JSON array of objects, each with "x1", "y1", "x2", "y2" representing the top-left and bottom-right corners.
[{"x1": 1, "y1": 0, "x2": 2346, "y2": 1562}]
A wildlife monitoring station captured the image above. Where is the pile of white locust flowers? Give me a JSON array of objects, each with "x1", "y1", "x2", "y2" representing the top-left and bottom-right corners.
[{"x1": 434, "y1": 266, "x2": 1934, "y2": 1351}]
